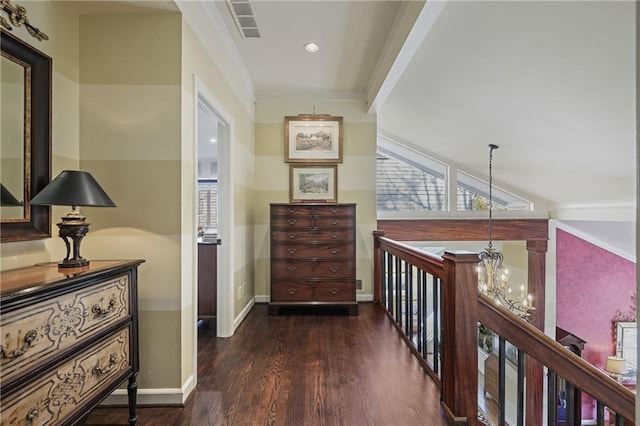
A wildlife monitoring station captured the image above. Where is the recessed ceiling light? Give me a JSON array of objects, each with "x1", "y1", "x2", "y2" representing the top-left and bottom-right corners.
[{"x1": 304, "y1": 42, "x2": 319, "y2": 53}]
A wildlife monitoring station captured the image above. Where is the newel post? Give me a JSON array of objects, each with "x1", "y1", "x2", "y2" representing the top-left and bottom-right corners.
[
  {"x1": 441, "y1": 251, "x2": 480, "y2": 425},
  {"x1": 526, "y1": 240, "x2": 547, "y2": 426},
  {"x1": 373, "y1": 230, "x2": 385, "y2": 303}
]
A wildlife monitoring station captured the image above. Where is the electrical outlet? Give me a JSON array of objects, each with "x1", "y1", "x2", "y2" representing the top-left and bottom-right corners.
[{"x1": 356, "y1": 279, "x2": 363, "y2": 290}]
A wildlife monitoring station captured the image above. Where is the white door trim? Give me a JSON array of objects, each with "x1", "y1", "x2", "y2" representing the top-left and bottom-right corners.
[{"x1": 194, "y1": 76, "x2": 235, "y2": 351}]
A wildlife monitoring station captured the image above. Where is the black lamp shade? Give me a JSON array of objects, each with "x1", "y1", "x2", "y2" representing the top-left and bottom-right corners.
[
  {"x1": 30, "y1": 170, "x2": 116, "y2": 207},
  {"x1": 0, "y1": 183, "x2": 22, "y2": 206}
]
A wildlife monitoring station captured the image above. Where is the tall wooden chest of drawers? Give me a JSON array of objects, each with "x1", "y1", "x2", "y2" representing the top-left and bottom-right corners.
[
  {"x1": 269, "y1": 203, "x2": 358, "y2": 315},
  {"x1": 0, "y1": 260, "x2": 144, "y2": 425}
]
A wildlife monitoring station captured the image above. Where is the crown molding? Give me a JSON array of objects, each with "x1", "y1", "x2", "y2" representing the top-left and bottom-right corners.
[
  {"x1": 177, "y1": 0, "x2": 256, "y2": 118},
  {"x1": 256, "y1": 89, "x2": 367, "y2": 102},
  {"x1": 551, "y1": 200, "x2": 636, "y2": 222}
]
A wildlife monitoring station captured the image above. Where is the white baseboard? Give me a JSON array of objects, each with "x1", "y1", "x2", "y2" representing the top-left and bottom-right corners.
[
  {"x1": 253, "y1": 294, "x2": 374, "y2": 303},
  {"x1": 101, "y1": 375, "x2": 194, "y2": 406},
  {"x1": 357, "y1": 293, "x2": 374, "y2": 302},
  {"x1": 233, "y1": 297, "x2": 255, "y2": 331},
  {"x1": 255, "y1": 295, "x2": 270, "y2": 303}
]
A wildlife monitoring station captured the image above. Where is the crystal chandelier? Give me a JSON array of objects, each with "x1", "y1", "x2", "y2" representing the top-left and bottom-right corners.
[{"x1": 478, "y1": 144, "x2": 535, "y2": 322}]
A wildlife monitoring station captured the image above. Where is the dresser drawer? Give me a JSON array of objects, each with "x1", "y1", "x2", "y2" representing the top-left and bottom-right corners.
[
  {"x1": 313, "y1": 281, "x2": 355, "y2": 302},
  {"x1": 313, "y1": 205, "x2": 354, "y2": 217},
  {"x1": 313, "y1": 215, "x2": 355, "y2": 228},
  {"x1": 271, "y1": 281, "x2": 315, "y2": 301},
  {"x1": 270, "y1": 215, "x2": 313, "y2": 229},
  {"x1": 271, "y1": 242, "x2": 354, "y2": 259},
  {"x1": 0, "y1": 274, "x2": 130, "y2": 385},
  {"x1": 271, "y1": 260, "x2": 354, "y2": 279},
  {"x1": 0, "y1": 326, "x2": 131, "y2": 426},
  {"x1": 271, "y1": 205, "x2": 314, "y2": 217},
  {"x1": 271, "y1": 280, "x2": 354, "y2": 302},
  {"x1": 272, "y1": 229, "x2": 354, "y2": 243}
]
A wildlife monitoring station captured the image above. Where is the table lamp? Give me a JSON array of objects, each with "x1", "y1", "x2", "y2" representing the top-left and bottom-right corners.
[
  {"x1": 29, "y1": 170, "x2": 116, "y2": 268},
  {"x1": 0, "y1": 183, "x2": 22, "y2": 206},
  {"x1": 604, "y1": 355, "x2": 627, "y2": 381}
]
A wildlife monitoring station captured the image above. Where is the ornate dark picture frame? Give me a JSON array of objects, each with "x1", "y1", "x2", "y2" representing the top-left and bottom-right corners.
[{"x1": 1, "y1": 29, "x2": 51, "y2": 242}]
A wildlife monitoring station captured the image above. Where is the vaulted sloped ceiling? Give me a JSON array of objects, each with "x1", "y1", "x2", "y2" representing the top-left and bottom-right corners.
[{"x1": 378, "y1": 1, "x2": 635, "y2": 210}]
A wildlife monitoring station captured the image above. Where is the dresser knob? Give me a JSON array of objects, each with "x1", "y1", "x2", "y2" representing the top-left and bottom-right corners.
[
  {"x1": 330, "y1": 208, "x2": 338, "y2": 213},
  {"x1": 288, "y1": 248, "x2": 297, "y2": 254},
  {"x1": 288, "y1": 219, "x2": 297, "y2": 225},
  {"x1": 287, "y1": 232, "x2": 296, "y2": 239},
  {"x1": 330, "y1": 288, "x2": 339, "y2": 295},
  {"x1": 93, "y1": 353, "x2": 118, "y2": 376},
  {"x1": 331, "y1": 219, "x2": 338, "y2": 225},
  {"x1": 288, "y1": 288, "x2": 297, "y2": 295},
  {"x1": 330, "y1": 233, "x2": 338, "y2": 239},
  {"x1": 0, "y1": 329, "x2": 37, "y2": 360},
  {"x1": 287, "y1": 266, "x2": 297, "y2": 272},
  {"x1": 329, "y1": 267, "x2": 339, "y2": 273},
  {"x1": 287, "y1": 208, "x2": 296, "y2": 213},
  {"x1": 330, "y1": 248, "x2": 338, "y2": 254},
  {"x1": 26, "y1": 407, "x2": 39, "y2": 421}
]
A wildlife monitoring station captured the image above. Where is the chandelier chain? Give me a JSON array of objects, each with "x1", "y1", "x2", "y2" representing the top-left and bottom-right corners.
[{"x1": 488, "y1": 144, "x2": 497, "y2": 249}]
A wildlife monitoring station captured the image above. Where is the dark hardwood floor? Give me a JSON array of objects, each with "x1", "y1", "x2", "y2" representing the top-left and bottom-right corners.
[{"x1": 86, "y1": 303, "x2": 447, "y2": 425}]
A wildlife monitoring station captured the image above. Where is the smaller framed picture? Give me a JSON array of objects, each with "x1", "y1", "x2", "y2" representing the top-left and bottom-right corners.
[
  {"x1": 285, "y1": 115, "x2": 343, "y2": 163},
  {"x1": 290, "y1": 164, "x2": 337, "y2": 203}
]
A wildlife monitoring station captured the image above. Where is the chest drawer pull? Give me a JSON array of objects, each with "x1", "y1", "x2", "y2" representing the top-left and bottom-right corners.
[
  {"x1": 288, "y1": 248, "x2": 297, "y2": 254},
  {"x1": 287, "y1": 232, "x2": 297, "y2": 239},
  {"x1": 330, "y1": 233, "x2": 338, "y2": 239},
  {"x1": 92, "y1": 297, "x2": 118, "y2": 317},
  {"x1": 287, "y1": 219, "x2": 297, "y2": 225},
  {"x1": 26, "y1": 407, "x2": 39, "y2": 421},
  {"x1": 330, "y1": 288, "x2": 339, "y2": 295},
  {"x1": 92, "y1": 353, "x2": 119, "y2": 376},
  {"x1": 329, "y1": 267, "x2": 339, "y2": 273},
  {"x1": 288, "y1": 288, "x2": 297, "y2": 295},
  {"x1": 287, "y1": 266, "x2": 297, "y2": 272},
  {"x1": 330, "y1": 219, "x2": 338, "y2": 225},
  {"x1": 330, "y1": 208, "x2": 338, "y2": 213},
  {"x1": 330, "y1": 248, "x2": 338, "y2": 254},
  {"x1": 287, "y1": 207, "x2": 297, "y2": 213},
  {"x1": 0, "y1": 329, "x2": 38, "y2": 360}
]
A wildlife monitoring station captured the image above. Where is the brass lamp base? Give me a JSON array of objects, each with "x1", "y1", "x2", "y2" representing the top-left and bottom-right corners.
[{"x1": 57, "y1": 215, "x2": 90, "y2": 268}]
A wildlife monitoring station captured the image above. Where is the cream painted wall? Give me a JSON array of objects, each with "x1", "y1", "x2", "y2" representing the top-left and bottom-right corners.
[
  {"x1": 180, "y1": 18, "x2": 256, "y2": 381},
  {"x1": 0, "y1": 2, "x2": 80, "y2": 270},
  {"x1": 254, "y1": 100, "x2": 378, "y2": 301},
  {"x1": 78, "y1": 13, "x2": 183, "y2": 390},
  {"x1": 1, "y1": 2, "x2": 259, "y2": 403}
]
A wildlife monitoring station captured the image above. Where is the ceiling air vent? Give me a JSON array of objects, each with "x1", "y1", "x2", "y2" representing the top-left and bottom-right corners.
[{"x1": 227, "y1": 0, "x2": 261, "y2": 39}]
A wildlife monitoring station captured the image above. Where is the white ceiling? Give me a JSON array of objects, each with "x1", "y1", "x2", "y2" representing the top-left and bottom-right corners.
[{"x1": 214, "y1": 0, "x2": 403, "y2": 99}]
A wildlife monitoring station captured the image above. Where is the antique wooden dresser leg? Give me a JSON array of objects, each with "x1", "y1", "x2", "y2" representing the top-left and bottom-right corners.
[{"x1": 128, "y1": 372, "x2": 138, "y2": 425}]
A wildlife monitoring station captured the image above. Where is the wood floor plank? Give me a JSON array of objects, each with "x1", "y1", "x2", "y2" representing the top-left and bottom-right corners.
[{"x1": 86, "y1": 303, "x2": 447, "y2": 426}]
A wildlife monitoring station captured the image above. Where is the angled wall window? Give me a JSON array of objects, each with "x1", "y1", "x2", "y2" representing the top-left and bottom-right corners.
[
  {"x1": 457, "y1": 170, "x2": 531, "y2": 212},
  {"x1": 377, "y1": 135, "x2": 532, "y2": 215},
  {"x1": 377, "y1": 145, "x2": 447, "y2": 212}
]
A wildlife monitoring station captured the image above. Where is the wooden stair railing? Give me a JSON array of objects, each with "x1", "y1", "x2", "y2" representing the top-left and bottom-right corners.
[
  {"x1": 373, "y1": 231, "x2": 635, "y2": 426},
  {"x1": 479, "y1": 295, "x2": 635, "y2": 423}
]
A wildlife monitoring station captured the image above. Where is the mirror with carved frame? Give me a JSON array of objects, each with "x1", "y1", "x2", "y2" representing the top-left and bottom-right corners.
[{"x1": 0, "y1": 29, "x2": 51, "y2": 242}]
